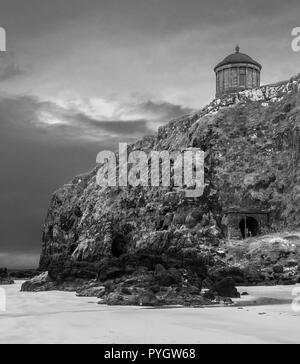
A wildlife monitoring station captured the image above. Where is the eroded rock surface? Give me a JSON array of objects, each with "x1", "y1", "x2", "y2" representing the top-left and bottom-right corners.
[{"x1": 23, "y1": 75, "x2": 300, "y2": 305}]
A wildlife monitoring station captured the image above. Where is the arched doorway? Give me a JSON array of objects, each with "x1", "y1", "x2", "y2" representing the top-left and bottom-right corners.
[
  {"x1": 239, "y1": 217, "x2": 260, "y2": 239},
  {"x1": 111, "y1": 233, "x2": 128, "y2": 258}
]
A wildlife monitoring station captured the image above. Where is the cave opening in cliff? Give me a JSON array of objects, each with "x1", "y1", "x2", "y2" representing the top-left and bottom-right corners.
[
  {"x1": 239, "y1": 217, "x2": 260, "y2": 239},
  {"x1": 111, "y1": 233, "x2": 128, "y2": 258}
]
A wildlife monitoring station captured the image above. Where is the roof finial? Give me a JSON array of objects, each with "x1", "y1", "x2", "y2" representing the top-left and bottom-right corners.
[{"x1": 235, "y1": 45, "x2": 240, "y2": 53}]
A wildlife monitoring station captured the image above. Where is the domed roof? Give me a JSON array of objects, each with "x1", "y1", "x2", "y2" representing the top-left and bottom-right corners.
[{"x1": 214, "y1": 46, "x2": 262, "y2": 71}]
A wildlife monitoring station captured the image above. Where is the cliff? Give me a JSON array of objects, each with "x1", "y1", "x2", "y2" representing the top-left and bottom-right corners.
[{"x1": 22, "y1": 75, "x2": 300, "y2": 305}]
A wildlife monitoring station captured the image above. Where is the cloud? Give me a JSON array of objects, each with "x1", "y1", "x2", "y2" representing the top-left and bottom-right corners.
[
  {"x1": 30, "y1": 96, "x2": 193, "y2": 142},
  {"x1": 0, "y1": 93, "x2": 191, "y2": 264},
  {"x1": 0, "y1": 53, "x2": 24, "y2": 81}
]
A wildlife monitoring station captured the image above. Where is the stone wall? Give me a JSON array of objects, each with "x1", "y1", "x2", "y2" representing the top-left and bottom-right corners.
[{"x1": 216, "y1": 63, "x2": 261, "y2": 97}]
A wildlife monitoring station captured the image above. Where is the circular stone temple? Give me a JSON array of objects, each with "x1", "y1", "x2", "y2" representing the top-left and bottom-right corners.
[{"x1": 214, "y1": 46, "x2": 262, "y2": 98}]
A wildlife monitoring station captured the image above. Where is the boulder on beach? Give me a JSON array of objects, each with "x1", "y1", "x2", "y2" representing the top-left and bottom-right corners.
[
  {"x1": 213, "y1": 278, "x2": 241, "y2": 298},
  {"x1": 21, "y1": 272, "x2": 56, "y2": 292}
]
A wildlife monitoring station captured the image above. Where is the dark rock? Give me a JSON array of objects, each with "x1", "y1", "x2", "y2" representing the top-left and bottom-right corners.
[
  {"x1": 203, "y1": 290, "x2": 216, "y2": 300},
  {"x1": 167, "y1": 268, "x2": 182, "y2": 284},
  {"x1": 0, "y1": 278, "x2": 14, "y2": 285},
  {"x1": 103, "y1": 289, "x2": 161, "y2": 306},
  {"x1": 285, "y1": 260, "x2": 298, "y2": 268},
  {"x1": 99, "y1": 267, "x2": 127, "y2": 281},
  {"x1": 243, "y1": 265, "x2": 263, "y2": 284},
  {"x1": 273, "y1": 264, "x2": 284, "y2": 274},
  {"x1": 186, "y1": 285, "x2": 201, "y2": 295},
  {"x1": 120, "y1": 287, "x2": 134, "y2": 296},
  {"x1": 138, "y1": 291, "x2": 161, "y2": 306},
  {"x1": 202, "y1": 277, "x2": 214, "y2": 290},
  {"x1": 105, "y1": 292, "x2": 140, "y2": 306},
  {"x1": 213, "y1": 278, "x2": 240, "y2": 298},
  {"x1": 222, "y1": 297, "x2": 234, "y2": 305},
  {"x1": 283, "y1": 103, "x2": 293, "y2": 113},
  {"x1": 154, "y1": 264, "x2": 179, "y2": 286},
  {"x1": 208, "y1": 266, "x2": 244, "y2": 284},
  {"x1": 149, "y1": 285, "x2": 161, "y2": 294},
  {"x1": 185, "y1": 214, "x2": 197, "y2": 228},
  {"x1": 21, "y1": 272, "x2": 56, "y2": 292},
  {"x1": 8, "y1": 269, "x2": 37, "y2": 279},
  {"x1": 0, "y1": 268, "x2": 14, "y2": 285},
  {"x1": 0, "y1": 268, "x2": 8, "y2": 278},
  {"x1": 76, "y1": 283, "x2": 106, "y2": 297}
]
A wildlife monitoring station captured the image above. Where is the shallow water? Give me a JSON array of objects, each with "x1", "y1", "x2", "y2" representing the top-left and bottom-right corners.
[{"x1": 0, "y1": 282, "x2": 299, "y2": 344}]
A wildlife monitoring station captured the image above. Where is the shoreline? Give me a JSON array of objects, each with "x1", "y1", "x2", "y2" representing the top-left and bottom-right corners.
[
  {"x1": 0, "y1": 282, "x2": 299, "y2": 343},
  {"x1": 2, "y1": 280, "x2": 298, "y2": 308}
]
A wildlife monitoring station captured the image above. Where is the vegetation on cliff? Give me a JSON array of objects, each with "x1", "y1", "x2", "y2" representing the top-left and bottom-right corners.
[{"x1": 22, "y1": 75, "x2": 300, "y2": 305}]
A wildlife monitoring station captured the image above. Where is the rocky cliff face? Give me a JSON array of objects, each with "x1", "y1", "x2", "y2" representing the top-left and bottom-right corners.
[{"x1": 23, "y1": 75, "x2": 300, "y2": 304}]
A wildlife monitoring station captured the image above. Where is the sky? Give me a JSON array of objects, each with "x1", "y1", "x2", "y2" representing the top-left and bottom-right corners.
[{"x1": 0, "y1": 0, "x2": 299, "y2": 268}]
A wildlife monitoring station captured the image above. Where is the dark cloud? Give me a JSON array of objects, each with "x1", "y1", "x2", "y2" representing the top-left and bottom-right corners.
[
  {"x1": 0, "y1": 53, "x2": 24, "y2": 81},
  {"x1": 0, "y1": 94, "x2": 190, "y2": 268},
  {"x1": 1, "y1": 0, "x2": 298, "y2": 40},
  {"x1": 64, "y1": 100, "x2": 193, "y2": 136},
  {"x1": 137, "y1": 101, "x2": 193, "y2": 121},
  {"x1": 72, "y1": 115, "x2": 152, "y2": 135},
  {"x1": 0, "y1": 97, "x2": 101, "y2": 267},
  {"x1": 1, "y1": 0, "x2": 299, "y2": 109}
]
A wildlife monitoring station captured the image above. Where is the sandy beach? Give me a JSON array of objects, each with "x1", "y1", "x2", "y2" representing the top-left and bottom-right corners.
[{"x1": 0, "y1": 281, "x2": 299, "y2": 344}]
